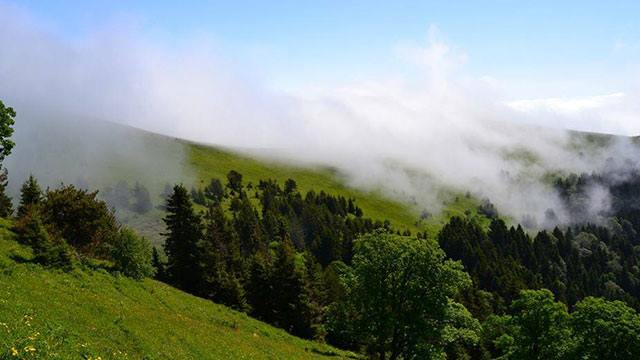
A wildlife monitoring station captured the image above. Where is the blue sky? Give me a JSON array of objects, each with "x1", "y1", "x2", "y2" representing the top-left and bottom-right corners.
[{"x1": 13, "y1": 0, "x2": 640, "y2": 98}]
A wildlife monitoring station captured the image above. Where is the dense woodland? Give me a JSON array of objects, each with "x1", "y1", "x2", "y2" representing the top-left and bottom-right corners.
[{"x1": 3, "y1": 99, "x2": 640, "y2": 359}]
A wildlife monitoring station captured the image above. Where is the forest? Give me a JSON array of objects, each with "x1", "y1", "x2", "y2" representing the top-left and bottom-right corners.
[{"x1": 3, "y1": 98, "x2": 640, "y2": 359}]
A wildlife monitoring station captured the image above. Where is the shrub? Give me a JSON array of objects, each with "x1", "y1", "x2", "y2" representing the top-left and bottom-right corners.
[
  {"x1": 14, "y1": 207, "x2": 74, "y2": 270},
  {"x1": 41, "y1": 185, "x2": 118, "y2": 256},
  {"x1": 111, "y1": 228, "x2": 155, "y2": 280}
]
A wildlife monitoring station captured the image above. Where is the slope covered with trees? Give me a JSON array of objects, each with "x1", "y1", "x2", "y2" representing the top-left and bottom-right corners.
[
  {"x1": 3, "y1": 99, "x2": 640, "y2": 359},
  {"x1": 0, "y1": 220, "x2": 355, "y2": 359}
]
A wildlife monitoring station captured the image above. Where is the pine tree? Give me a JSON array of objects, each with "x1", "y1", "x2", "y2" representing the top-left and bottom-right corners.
[
  {"x1": 233, "y1": 195, "x2": 263, "y2": 255},
  {"x1": 247, "y1": 251, "x2": 274, "y2": 323},
  {"x1": 163, "y1": 184, "x2": 203, "y2": 294},
  {"x1": 204, "y1": 178, "x2": 225, "y2": 204},
  {"x1": 151, "y1": 247, "x2": 168, "y2": 282},
  {"x1": 18, "y1": 175, "x2": 42, "y2": 217},
  {"x1": 15, "y1": 207, "x2": 73, "y2": 269},
  {"x1": 198, "y1": 202, "x2": 248, "y2": 310},
  {"x1": 216, "y1": 270, "x2": 249, "y2": 312},
  {"x1": 271, "y1": 237, "x2": 314, "y2": 338},
  {"x1": 131, "y1": 182, "x2": 152, "y2": 214},
  {"x1": 226, "y1": 170, "x2": 243, "y2": 195}
]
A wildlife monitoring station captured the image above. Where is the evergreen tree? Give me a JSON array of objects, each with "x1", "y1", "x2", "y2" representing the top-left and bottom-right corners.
[
  {"x1": 271, "y1": 237, "x2": 314, "y2": 338},
  {"x1": 247, "y1": 251, "x2": 274, "y2": 322},
  {"x1": 233, "y1": 195, "x2": 263, "y2": 255},
  {"x1": 151, "y1": 247, "x2": 168, "y2": 282},
  {"x1": 198, "y1": 202, "x2": 247, "y2": 310},
  {"x1": 14, "y1": 207, "x2": 73, "y2": 269},
  {"x1": 190, "y1": 187, "x2": 206, "y2": 206},
  {"x1": 131, "y1": 182, "x2": 152, "y2": 214},
  {"x1": 204, "y1": 178, "x2": 225, "y2": 203},
  {"x1": 226, "y1": 170, "x2": 243, "y2": 195},
  {"x1": 18, "y1": 174, "x2": 42, "y2": 217},
  {"x1": 163, "y1": 184, "x2": 203, "y2": 293}
]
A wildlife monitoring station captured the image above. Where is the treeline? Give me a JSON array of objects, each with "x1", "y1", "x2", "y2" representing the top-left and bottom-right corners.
[
  {"x1": 554, "y1": 168, "x2": 640, "y2": 227},
  {"x1": 156, "y1": 171, "x2": 393, "y2": 339},
  {"x1": 157, "y1": 169, "x2": 640, "y2": 359},
  {"x1": 2, "y1": 100, "x2": 640, "y2": 358},
  {"x1": 102, "y1": 180, "x2": 153, "y2": 214},
  {"x1": 481, "y1": 289, "x2": 640, "y2": 359},
  {"x1": 440, "y1": 216, "x2": 640, "y2": 319}
]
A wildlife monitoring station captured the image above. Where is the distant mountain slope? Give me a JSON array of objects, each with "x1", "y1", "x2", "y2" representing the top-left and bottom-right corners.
[
  {"x1": 0, "y1": 219, "x2": 355, "y2": 359},
  {"x1": 6, "y1": 114, "x2": 492, "y2": 243}
]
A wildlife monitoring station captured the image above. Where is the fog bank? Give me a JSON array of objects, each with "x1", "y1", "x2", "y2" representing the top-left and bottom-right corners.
[{"x1": 1, "y1": 5, "x2": 639, "y2": 226}]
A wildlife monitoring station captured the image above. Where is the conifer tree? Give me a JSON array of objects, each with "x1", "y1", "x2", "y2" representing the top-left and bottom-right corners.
[
  {"x1": 233, "y1": 195, "x2": 263, "y2": 255},
  {"x1": 151, "y1": 247, "x2": 168, "y2": 282},
  {"x1": 163, "y1": 184, "x2": 203, "y2": 293},
  {"x1": 204, "y1": 178, "x2": 225, "y2": 204},
  {"x1": 271, "y1": 237, "x2": 314, "y2": 338},
  {"x1": 131, "y1": 182, "x2": 152, "y2": 214},
  {"x1": 226, "y1": 170, "x2": 243, "y2": 195},
  {"x1": 247, "y1": 250, "x2": 275, "y2": 323},
  {"x1": 15, "y1": 207, "x2": 73, "y2": 269},
  {"x1": 198, "y1": 202, "x2": 247, "y2": 310},
  {"x1": 18, "y1": 174, "x2": 42, "y2": 217}
]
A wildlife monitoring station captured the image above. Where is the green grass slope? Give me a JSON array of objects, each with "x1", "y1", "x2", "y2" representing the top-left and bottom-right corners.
[
  {"x1": 187, "y1": 143, "x2": 422, "y2": 231},
  {"x1": 0, "y1": 219, "x2": 355, "y2": 360}
]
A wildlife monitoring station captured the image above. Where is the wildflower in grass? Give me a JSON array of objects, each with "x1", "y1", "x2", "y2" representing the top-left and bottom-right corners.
[
  {"x1": 24, "y1": 345, "x2": 36, "y2": 353},
  {"x1": 10, "y1": 347, "x2": 18, "y2": 356}
]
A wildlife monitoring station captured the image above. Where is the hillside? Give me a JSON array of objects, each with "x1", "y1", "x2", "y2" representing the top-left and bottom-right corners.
[
  {"x1": 6, "y1": 116, "x2": 491, "y2": 244},
  {"x1": 0, "y1": 218, "x2": 355, "y2": 359}
]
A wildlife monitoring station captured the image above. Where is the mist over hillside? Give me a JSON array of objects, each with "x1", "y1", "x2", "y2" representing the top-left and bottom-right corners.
[{"x1": 1, "y1": 3, "x2": 639, "y2": 228}]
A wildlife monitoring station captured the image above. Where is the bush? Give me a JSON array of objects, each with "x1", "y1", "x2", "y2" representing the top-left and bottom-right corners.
[
  {"x1": 111, "y1": 228, "x2": 155, "y2": 280},
  {"x1": 41, "y1": 185, "x2": 118, "y2": 256},
  {"x1": 14, "y1": 207, "x2": 74, "y2": 270}
]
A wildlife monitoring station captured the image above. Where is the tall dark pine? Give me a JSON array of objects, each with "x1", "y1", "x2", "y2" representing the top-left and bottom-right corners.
[
  {"x1": 233, "y1": 195, "x2": 263, "y2": 255},
  {"x1": 271, "y1": 237, "x2": 314, "y2": 338},
  {"x1": 18, "y1": 174, "x2": 42, "y2": 217},
  {"x1": 163, "y1": 184, "x2": 203, "y2": 294},
  {"x1": 151, "y1": 247, "x2": 168, "y2": 282},
  {"x1": 199, "y1": 202, "x2": 247, "y2": 310}
]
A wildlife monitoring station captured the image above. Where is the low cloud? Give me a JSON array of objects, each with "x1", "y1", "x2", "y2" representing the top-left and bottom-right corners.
[{"x1": 0, "y1": 4, "x2": 639, "y2": 227}]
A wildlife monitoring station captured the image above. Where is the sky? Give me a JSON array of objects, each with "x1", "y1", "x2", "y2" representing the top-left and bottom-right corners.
[
  {"x1": 2, "y1": 0, "x2": 640, "y2": 224},
  {"x1": 13, "y1": 0, "x2": 640, "y2": 100}
]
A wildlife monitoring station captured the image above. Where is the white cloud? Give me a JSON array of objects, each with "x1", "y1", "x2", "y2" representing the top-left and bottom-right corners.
[
  {"x1": 507, "y1": 92, "x2": 640, "y2": 135},
  {"x1": 1, "y1": 4, "x2": 639, "y2": 226},
  {"x1": 507, "y1": 92, "x2": 626, "y2": 114}
]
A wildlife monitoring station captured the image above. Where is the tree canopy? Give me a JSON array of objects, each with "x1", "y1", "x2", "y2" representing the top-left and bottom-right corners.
[{"x1": 328, "y1": 230, "x2": 478, "y2": 359}]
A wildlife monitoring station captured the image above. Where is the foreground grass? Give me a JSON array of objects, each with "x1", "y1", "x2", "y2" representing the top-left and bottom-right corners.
[{"x1": 0, "y1": 220, "x2": 355, "y2": 360}]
